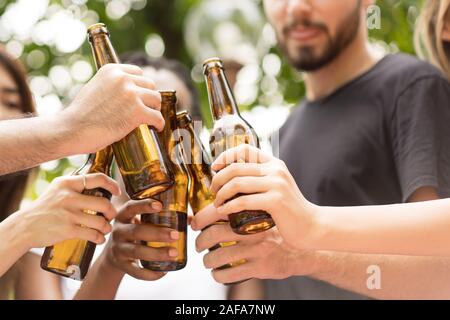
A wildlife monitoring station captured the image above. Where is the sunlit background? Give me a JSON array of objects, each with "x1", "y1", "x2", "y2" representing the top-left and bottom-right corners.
[
  {"x1": 0, "y1": 0, "x2": 426, "y2": 300},
  {"x1": 0, "y1": 0, "x2": 422, "y2": 199}
]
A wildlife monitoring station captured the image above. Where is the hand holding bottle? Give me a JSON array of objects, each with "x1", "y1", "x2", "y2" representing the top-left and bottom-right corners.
[
  {"x1": 15, "y1": 173, "x2": 120, "y2": 249},
  {"x1": 60, "y1": 63, "x2": 164, "y2": 156},
  {"x1": 193, "y1": 203, "x2": 316, "y2": 284},
  {"x1": 192, "y1": 144, "x2": 318, "y2": 251},
  {"x1": 102, "y1": 199, "x2": 180, "y2": 280},
  {"x1": 0, "y1": 173, "x2": 119, "y2": 277}
]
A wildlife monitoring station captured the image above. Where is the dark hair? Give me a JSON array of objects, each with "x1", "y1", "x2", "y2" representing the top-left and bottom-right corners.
[
  {"x1": 120, "y1": 51, "x2": 201, "y2": 119},
  {"x1": 0, "y1": 46, "x2": 36, "y2": 222}
]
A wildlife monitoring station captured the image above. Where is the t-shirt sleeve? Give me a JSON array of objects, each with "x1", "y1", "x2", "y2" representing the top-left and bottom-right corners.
[{"x1": 390, "y1": 75, "x2": 450, "y2": 202}]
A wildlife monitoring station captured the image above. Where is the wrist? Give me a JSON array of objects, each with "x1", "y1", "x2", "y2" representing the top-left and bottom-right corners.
[
  {"x1": 2, "y1": 210, "x2": 33, "y2": 254},
  {"x1": 54, "y1": 108, "x2": 85, "y2": 156},
  {"x1": 301, "y1": 201, "x2": 328, "y2": 251},
  {"x1": 74, "y1": 245, "x2": 125, "y2": 300},
  {"x1": 97, "y1": 246, "x2": 126, "y2": 280},
  {"x1": 287, "y1": 248, "x2": 320, "y2": 278},
  {"x1": 284, "y1": 201, "x2": 325, "y2": 278}
]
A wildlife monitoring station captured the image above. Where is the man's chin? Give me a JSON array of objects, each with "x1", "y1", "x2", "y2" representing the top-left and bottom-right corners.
[
  {"x1": 287, "y1": 47, "x2": 337, "y2": 72},
  {"x1": 287, "y1": 54, "x2": 323, "y2": 72}
]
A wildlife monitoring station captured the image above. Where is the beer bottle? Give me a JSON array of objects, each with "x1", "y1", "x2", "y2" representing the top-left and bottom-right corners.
[
  {"x1": 203, "y1": 57, "x2": 275, "y2": 235},
  {"x1": 141, "y1": 91, "x2": 188, "y2": 271},
  {"x1": 41, "y1": 147, "x2": 114, "y2": 280},
  {"x1": 175, "y1": 110, "x2": 213, "y2": 214},
  {"x1": 88, "y1": 23, "x2": 173, "y2": 199},
  {"x1": 176, "y1": 110, "x2": 245, "y2": 271}
]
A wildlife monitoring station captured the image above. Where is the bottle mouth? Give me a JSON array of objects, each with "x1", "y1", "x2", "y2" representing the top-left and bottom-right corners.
[
  {"x1": 87, "y1": 23, "x2": 109, "y2": 38},
  {"x1": 176, "y1": 110, "x2": 192, "y2": 127},
  {"x1": 202, "y1": 57, "x2": 223, "y2": 74},
  {"x1": 159, "y1": 90, "x2": 177, "y2": 103},
  {"x1": 159, "y1": 90, "x2": 177, "y2": 96}
]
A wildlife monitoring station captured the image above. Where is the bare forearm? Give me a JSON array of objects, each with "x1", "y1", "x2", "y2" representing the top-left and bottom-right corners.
[
  {"x1": 0, "y1": 113, "x2": 78, "y2": 175},
  {"x1": 304, "y1": 251, "x2": 450, "y2": 299},
  {"x1": 0, "y1": 214, "x2": 30, "y2": 276},
  {"x1": 73, "y1": 253, "x2": 124, "y2": 300},
  {"x1": 308, "y1": 199, "x2": 450, "y2": 256},
  {"x1": 16, "y1": 253, "x2": 63, "y2": 300}
]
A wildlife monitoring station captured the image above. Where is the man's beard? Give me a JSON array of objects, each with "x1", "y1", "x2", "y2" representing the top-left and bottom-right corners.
[{"x1": 279, "y1": 2, "x2": 362, "y2": 72}]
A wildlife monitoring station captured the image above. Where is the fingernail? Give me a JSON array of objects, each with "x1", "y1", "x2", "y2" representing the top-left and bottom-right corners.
[
  {"x1": 211, "y1": 161, "x2": 221, "y2": 170},
  {"x1": 152, "y1": 201, "x2": 162, "y2": 210},
  {"x1": 191, "y1": 221, "x2": 198, "y2": 230},
  {"x1": 169, "y1": 248, "x2": 178, "y2": 257},
  {"x1": 170, "y1": 231, "x2": 179, "y2": 240}
]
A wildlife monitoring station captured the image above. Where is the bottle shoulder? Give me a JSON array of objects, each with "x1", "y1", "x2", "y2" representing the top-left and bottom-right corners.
[
  {"x1": 74, "y1": 161, "x2": 112, "y2": 176},
  {"x1": 170, "y1": 157, "x2": 189, "y2": 182},
  {"x1": 211, "y1": 114, "x2": 256, "y2": 135}
]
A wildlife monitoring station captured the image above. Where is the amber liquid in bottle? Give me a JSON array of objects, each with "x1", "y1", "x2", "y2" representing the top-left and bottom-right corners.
[
  {"x1": 203, "y1": 57, "x2": 275, "y2": 235},
  {"x1": 87, "y1": 23, "x2": 173, "y2": 200},
  {"x1": 176, "y1": 111, "x2": 246, "y2": 273},
  {"x1": 40, "y1": 147, "x2": 114, "y2": 280},
  {"x1": 140, "y1": 91, "x2": 188, "y2": 271}
]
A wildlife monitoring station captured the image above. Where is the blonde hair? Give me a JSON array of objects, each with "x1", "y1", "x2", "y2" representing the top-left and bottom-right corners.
[{"x1": 415, "y1": 0, "x2": 450, "y2": 78}]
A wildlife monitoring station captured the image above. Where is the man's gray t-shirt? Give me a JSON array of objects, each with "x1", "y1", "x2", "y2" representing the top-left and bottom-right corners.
[{"x1": 265, "y1": 54, "x2": 450, "y2": 300}]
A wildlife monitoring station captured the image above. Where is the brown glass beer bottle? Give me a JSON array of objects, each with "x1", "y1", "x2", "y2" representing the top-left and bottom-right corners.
[
  {"x1": 140, "y1": 91, "x2": 188, "y2": 271},
  {"x1": 41, "y1": 147, "x2": 114, "y2": 280},
  {"x1": 88, "y1": 23, "x2": 173, "y2": 200},
  {"x1": 203, "y1": 57, "x2": 275, "y2": 235}
]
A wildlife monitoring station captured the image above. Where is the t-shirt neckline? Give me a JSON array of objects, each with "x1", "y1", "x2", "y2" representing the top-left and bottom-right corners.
[{"x1": 304, "y1": 54, "x2": 391, "y2": 106}]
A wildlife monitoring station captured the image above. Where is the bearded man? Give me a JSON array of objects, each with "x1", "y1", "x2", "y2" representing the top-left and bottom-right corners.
[{"x1": 192, "y1": 0, "x2": 450, "y2": 299}]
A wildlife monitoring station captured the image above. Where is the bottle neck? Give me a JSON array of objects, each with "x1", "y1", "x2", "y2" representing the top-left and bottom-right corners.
[
  {"x1": 204, "y1": 67, "x2": 239, "y2": 121},
  {"x1": 79, "y1": 146, "x2": 114, "y2": 176},
  {"x1": 187, "y1": 122, "x2": 212, "y2": 166},
  {"x1": 159, "y1": 97, "x2": 178, "y2": 151},
  {"x1": 89, "y1": 34, "x2": 120, "y2": 69},
  {"x1": 178, "y1": 116, "x2": 212, "y2": 166}
]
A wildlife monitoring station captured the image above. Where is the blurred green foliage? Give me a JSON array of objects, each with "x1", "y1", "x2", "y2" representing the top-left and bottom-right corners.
[
  {"x1": 0, "y1": 0, "x2": 425, "y2": 199},
  {"x1": 1, "y1": 0, "x2": 424, "y2": 116}
]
